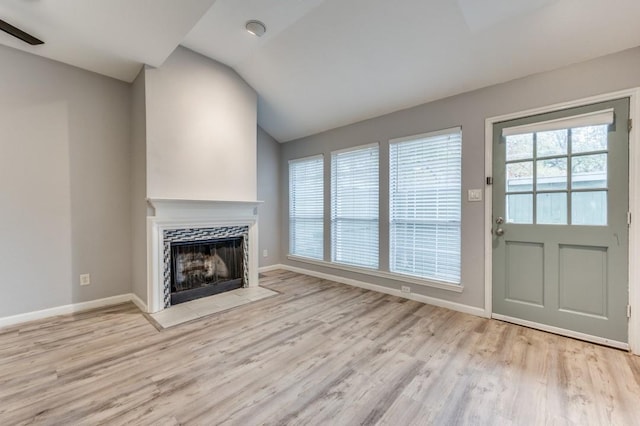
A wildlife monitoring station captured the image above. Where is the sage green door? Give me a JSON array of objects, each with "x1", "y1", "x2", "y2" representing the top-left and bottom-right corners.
[{"x1": 492, "y1": 98, "x2": 629, "y2": 343}]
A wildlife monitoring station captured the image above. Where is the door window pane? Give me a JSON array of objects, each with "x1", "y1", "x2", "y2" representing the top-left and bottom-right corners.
[
  {"x1": 537, "y1": 193, "x2": 567, "y2": 225},
  {"x1": 572, "y1": 191, "x2": 607, "y2": 225},
  {"x1": 506, "y1": 161, "x2": 533, "y2": 192},
  {"x1": 572, "y1": 154, "x2": 607, "y2": 189},
  {"x1": 506, "y1": 194, "x2": 533, "y2": 224},
  {"x1": 501, "y1": 111, "x2": 613, "y2": 228},
  {"x1": 537, "y1": 158, "x2": 567, "y2": 190},
  {"x1": 506, "y1": 133, "x2": 533, "y2": 161},
  {"x1": 537, "y1": 129, "x2": 568, "y2": 157},
  {"x1": 572, "y1": 125, "x2": 608, "y2": 153}
]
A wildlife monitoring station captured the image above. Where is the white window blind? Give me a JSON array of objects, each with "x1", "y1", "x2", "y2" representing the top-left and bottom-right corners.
[
  {"x1": 331, "y1": 144, "x2": 379, "y2": 268},
  {"x1": 289, "y1": 155, "x2": 324, "y2": 260},
  {"x1": 390, "y1": 128, "x2": 462, "y2": 284}
]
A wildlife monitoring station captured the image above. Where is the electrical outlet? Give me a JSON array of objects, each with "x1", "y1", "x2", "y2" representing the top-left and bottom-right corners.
[
  {"x1": 401, "y1": 286, "x2": 411, "y2": 293},
  {"x1": 263, "y1": 249, "x2": 268, "y2": 258},
  {"x1": 80, "y1": 274, "x2": 91, "y2": 286}
]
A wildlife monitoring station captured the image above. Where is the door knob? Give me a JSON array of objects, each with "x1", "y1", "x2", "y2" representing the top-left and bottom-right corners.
[{"x1": 495, "y1": 228, "x2": 505, "y2": 236}]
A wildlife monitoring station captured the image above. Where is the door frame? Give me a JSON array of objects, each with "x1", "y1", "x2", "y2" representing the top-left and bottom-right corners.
[{"x1": 484, "y1": 88, "x2": 640, "y2": 355}]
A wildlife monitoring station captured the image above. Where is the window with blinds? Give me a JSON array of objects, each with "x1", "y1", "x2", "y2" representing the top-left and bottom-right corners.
[
  {"x1": 331, "y1": 144, "x2": 379, "y2": 268},
  {"x1": 390, "y1": 128, "x2": 462, "y2": 284},
  {"x1": 289, "y1": 155, "x2": 324, "y2": 260}
]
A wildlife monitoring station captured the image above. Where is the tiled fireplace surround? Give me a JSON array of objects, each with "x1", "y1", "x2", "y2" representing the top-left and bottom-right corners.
[{"x1": 147, "y1": 199, "x2": 261, "y2": 313}]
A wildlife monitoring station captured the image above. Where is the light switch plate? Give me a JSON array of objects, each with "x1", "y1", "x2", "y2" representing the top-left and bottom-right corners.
[{"x1": 468, "y1": 189, "x2": 483, "y2": 202}]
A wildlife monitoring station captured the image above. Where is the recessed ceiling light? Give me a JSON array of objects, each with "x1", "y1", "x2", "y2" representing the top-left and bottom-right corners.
[{"x1": 245, "y1": 20, "x2": 266, "y2": 37}]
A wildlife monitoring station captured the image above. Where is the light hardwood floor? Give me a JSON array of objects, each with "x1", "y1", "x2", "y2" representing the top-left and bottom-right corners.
[{"x1": 1, "y1": 270, "x2": 639, "y2": 425}]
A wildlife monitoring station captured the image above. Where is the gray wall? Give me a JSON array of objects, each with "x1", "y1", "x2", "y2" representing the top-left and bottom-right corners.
[
  {"x1": 0, "y1": 45, "x2": 132, "y2": 317},
  {"x1": 131, "y1": 69, "x2": 148, "y2": 302},
  {"x1": 281, "y1": 46, "x2": 640, "y2": 310},
  {"x1": 257, "y1": 126, "x2": 281, "y2": 267}
]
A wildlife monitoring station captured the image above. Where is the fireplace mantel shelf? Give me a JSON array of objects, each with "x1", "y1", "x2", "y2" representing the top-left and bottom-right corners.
[
  {"x1": 148, "y1": 198, "x2": 263, "y2": 209},
  {"x1": 148, "y1": 198, "x2": 263, "y2": 220}
]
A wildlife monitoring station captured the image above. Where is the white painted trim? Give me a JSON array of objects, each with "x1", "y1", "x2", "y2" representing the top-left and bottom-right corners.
[
  {"x1": 501, "y1": 108, "x2": 614, "y2": 137},
  {"x1": 147, "y1": 198, "x2": 262, "y2": 212},
  {"x1": 0, "y1": 294, "x2": 141, "y2": 329},
  {"x1": 130, "y1": 293, "x2": 148, "y2": 313},
  {"x1": 485, "y1": 87, "x2": 640, "y2": 355},
  {"x1": 484, "y1": 111, "x2": 494, "y2": 319},
  {"x1": 389, "y1": 126, "x2": 462, "y2": 145},
  {"x1": 628, "y1": 89, "x2": 640, "y2": 355},
  {"x1": 279, "y1": 264, "x2": 485, "y2": 318},
  {"x1": 258, "y1": 264, "x2": 285, "y2": 273},
  {"x1": 287, "y1": 255, "x2": 463, "y2": 293},
  {"x1": 493, "y1": 314, "x2": 629, "y2": 351},
  {"x1": 330, "y1": 141, "x2": 379, "y2": 156},
  {"x1": 288, "y1": 153, "x2": 324, "y2": 164}
]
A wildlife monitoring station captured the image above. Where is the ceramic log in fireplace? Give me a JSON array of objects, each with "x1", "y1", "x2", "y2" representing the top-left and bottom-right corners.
[{"x1": 170, "y1": 237, "x2": 244, "y2": 305}]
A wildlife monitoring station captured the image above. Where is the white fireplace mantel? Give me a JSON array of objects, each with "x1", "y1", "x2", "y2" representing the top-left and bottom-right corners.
[
  {"x1": 148, "y1": 198, "x2": 262, "y2": 218},
  {"x1": 146, "y1": 198, "x2": 263, "y2": 313}
]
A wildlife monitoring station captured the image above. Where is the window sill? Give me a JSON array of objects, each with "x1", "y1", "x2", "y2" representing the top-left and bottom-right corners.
[{"x1": 286, "y1": 255, "x2": 463, "y2": 293}]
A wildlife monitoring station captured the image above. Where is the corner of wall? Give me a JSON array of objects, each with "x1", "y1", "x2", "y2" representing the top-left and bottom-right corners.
[
  {"x1": 131, "y1": 68, "x2": 148, "y2": 302},
  {"x1": 257, "y1": 126, "x2": 283, "y2": 267}
]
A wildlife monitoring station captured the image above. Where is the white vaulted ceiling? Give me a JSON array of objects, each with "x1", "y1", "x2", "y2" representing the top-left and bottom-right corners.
[
  {"x1": 0, "y1": 0, "x2": 217, "y2": 81},
  {"x1": 2, "y1": 0, "x2": 640, "y2": 141}
]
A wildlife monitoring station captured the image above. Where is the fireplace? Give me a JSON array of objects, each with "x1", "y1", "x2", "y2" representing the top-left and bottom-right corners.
[
  {"x1": 147, "y1": 199, "x2": 261, "y2": 313},
  {"x1": 162, "y1": 225, "x2": 249, "y2": 308},
  {"x1": 170, "y1": 237, "x2": 244, "y2": 305}
]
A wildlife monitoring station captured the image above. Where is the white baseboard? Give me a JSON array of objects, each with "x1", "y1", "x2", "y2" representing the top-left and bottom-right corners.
[
  {"x1": 258, "y1": 264, "x2": 286, "y2": 273},
  {"x1": 0, "y1": 293, "x2": 144, "y2": 329},
  {"x1": 130, "y1": 293, "x2": 148, "y2": 312},
  {"x1": 278, "y1": 264, "x2": 485, "y2": 318}
]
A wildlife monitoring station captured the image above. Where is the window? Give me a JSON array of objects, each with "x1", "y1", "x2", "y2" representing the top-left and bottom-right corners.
[
  {"x1": 502, "y1": 109, "x2": 612, "y2": 226},
  {"x1": 331, "y1": 144, "x2": 379, "y2": 268},
  {"x1": 390, "y1": 128, "x2": 462, "y2": 284},
  {"x1": 289, "y1": 155, "x2": 324, "y2": 260}
]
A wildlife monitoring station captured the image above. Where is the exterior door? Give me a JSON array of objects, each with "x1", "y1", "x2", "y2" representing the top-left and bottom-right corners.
[{"x1": 492, "y1": 98, "x2": 630, "y2": 344}]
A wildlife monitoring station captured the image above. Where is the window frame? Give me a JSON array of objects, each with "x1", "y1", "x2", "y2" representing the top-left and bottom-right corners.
[
  {"x1": 288, "y1": 154, "x2": 325, "y2": 260},
  {"x1": 286, "y1": 128, "x2": 465, "y2": 294},
  {"x1": 330, "y1": 142, "x2": 380, "y2": 269},
  {"x1": 389, "y1": 127, "x2": 462, "y2": 285}
]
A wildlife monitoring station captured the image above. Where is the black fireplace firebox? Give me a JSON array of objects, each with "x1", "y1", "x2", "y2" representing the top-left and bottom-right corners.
[{"x1": 170, "y1": 237, "x2": 244, "y2": 305}]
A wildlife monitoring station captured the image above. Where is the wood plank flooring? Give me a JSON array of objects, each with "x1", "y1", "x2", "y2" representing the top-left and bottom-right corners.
[{"x1": 1, "y1": 270, "x2": 639, "y2": 425}]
